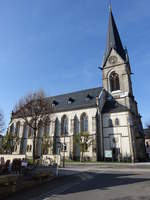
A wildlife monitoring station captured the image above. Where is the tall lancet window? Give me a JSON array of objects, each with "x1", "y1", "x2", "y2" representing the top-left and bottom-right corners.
[
  {"x1": 80, "y1": 113, "x2": 88, "y2": 132},
  {"x1": 110, "y1": 72, "x2": 120, "y2": 91},
  {"x1": 61, "y1": 115, "x2": 68, "y2": 136}
]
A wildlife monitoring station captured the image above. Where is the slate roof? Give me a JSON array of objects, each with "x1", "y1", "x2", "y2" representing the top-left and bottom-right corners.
[
  {"x1": 102, "y1": 96, "x2": 129, "y2": 113},
  {"x1": 47, "y1": 87, "x2": 102, "y2": 113},
  {"x1": 103, "y1": 8, "x2": 126, "y2": 67},
  {"x1": 12, "y1": 86, "x2": 129, "y2": 118}
]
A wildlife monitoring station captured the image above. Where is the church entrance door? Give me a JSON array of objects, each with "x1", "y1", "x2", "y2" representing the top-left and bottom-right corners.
[{"x1": 110, "y1": 134, "x2": 121, "y2": 161}]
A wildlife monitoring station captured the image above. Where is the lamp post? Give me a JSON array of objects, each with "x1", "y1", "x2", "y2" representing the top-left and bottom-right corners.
[
  {"x1": 63, "y1": 132, "x2": 66, "y2": 168},
  {"x1": 56, "y1": 141, "x2": 62, "y2": 176},
  {"x1": 62, "y1": 126, "x2": 67, "y2": 168}
]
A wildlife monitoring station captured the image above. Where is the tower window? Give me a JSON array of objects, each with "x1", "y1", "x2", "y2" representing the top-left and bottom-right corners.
[
  {"x1": 109, "y1": 72, "x2": 120, "y2": 91},
  {"x1": 115, "y1": 118, "x2": 119, "y2": 126}
]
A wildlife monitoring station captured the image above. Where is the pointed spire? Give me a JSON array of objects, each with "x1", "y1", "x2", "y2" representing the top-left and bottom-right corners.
[{"x1": 103, "y1": 8, "x2": 126, "y2": 67}]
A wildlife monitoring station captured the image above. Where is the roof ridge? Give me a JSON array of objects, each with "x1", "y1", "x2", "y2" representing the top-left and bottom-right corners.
[{"x1": 48, "y1": 86, "x2": 102, "y2": 99}]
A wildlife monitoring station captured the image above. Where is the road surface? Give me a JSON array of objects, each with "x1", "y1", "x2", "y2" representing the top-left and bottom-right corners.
[{"x1": 4, "y1": 167, "x2": 150, "y2": 200}]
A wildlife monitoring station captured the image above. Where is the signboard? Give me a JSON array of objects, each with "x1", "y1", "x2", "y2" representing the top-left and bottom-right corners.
[{"x1": 105, "y1": 150, "x2": 112, "y2": 158}]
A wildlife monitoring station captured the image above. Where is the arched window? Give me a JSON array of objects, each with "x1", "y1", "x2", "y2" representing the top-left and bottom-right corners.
[
  {"x1": 115, "y1": 118, "x2": 119, "y2": 126},
  {"x1": 10, "y1": 123, "x2": 15, "y2": 136},
  {"x1": 20, "y1": 123, "x2": 28, "y2": 154},
  {"x1": 61, "y1": 115, "x2": 68, "y2": 136},
  {"x1": 37, "y1": 120, "x2": 43, "y2": 138},
  {"x1": 80, "y1": 113, "x2": 88, "y2": 132},
  {"x1": 44, "y1": 117, "x2": 50, "y2": 137},
  {"x1": 22, "y1": 123, "x2": 28, "y2": 139},
  {"x1": 28, "y1": 120, "x2": 34, "y2": 138},
  {"x1": 108, "y1": 119, "x2": 113, "y2": 127},
  {"x1": 109, "y1": 72, "x2": 120, "y2": 91},
  {"x1": 55, "y1": 117, "x2": 60, "y2": 136},
  {"x1": 15, "y1": 121, "x2": 20, "y2": 137},
  {"x1": 74, "y1": 115, "x2": 79, "y2": 135}
]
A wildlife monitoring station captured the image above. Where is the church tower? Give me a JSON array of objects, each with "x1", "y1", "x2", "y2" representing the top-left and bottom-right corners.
[
  {"x1": 102, "y1": 8, "x2": 137, "y2": 115},
  {"x1": 101, "y1": 8, "x2": 146, "y2": 162}
]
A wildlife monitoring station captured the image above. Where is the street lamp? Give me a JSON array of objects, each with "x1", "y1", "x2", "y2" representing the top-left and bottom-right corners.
[
  {"x1": 56, "y1": 141, "x2": 62, "y2": 176},
  {"x1": 62, "y1": 126, "x2": 67, "y2": 168}
]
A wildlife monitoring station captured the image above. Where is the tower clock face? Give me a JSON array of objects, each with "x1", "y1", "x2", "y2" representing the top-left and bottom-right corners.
[{"x1": 108, "y1": 56, "x2": 117, "y2": 64}]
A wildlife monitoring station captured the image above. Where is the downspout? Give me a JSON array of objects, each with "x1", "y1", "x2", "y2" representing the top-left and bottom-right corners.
[{"x1": 96, "y1": 88, "x2": 105, "y2": 161}]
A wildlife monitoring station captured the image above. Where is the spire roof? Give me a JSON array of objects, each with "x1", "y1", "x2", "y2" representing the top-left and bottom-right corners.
[{"x1": 103, "y1": 8, "x2": 126, "y2": 66}]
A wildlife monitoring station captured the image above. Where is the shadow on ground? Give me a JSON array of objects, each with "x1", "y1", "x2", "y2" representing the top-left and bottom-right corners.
[{"x1": 4, "y1": 169, "x2": 150, "y2": 200}]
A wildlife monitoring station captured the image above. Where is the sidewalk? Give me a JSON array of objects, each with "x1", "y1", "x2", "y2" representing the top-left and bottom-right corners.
[{"x1": 64, "y1": 162, "x2": 150, "y2": 169}]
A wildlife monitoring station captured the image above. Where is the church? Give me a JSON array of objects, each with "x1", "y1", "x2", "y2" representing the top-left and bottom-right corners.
[{"x1": 8, "y1": 9, "x2": 146, "y2": 162}]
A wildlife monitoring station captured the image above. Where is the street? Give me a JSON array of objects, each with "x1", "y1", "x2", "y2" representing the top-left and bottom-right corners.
[{"x1": 4, "y1": 167, "x2": 150, "y2": 200}]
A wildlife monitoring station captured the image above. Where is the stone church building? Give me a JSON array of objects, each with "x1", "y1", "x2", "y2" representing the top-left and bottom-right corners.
[{"x1": 8, "y1": 9, "x2": 146, "y2": 162}]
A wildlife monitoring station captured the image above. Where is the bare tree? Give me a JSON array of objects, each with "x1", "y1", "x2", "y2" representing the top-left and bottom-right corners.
[
  {"x1": 12, "y1": 90, "x2": 53, "y2": 163},
  {"x1": 0, "y1": 110, "x2": 4, "y2": 134},
  {"x1": 1, "y1": 130, "x2": 14, "y2": 154}
]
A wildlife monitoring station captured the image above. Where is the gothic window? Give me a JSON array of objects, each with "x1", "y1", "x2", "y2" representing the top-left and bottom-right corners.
[
  {"x1": 20, "y1": 123, "x2": 28, "y2": 154},
  {"x1": 28, "y1": 120, "x2": 34, "y2": 138},
  {"x1": 10, "y1": 123, "x2": 15, "y2": 136},
  {"x1": 115, "y1": 118, "x2": 119, "y2": 126},
  {"x1": 44, "y1": 117, "x2": 50, "y2": 137},
  {"x1": 74, "y1": 115, "x2": 79, "y2": 135},
  {"x1": 15, "y1": 121, "x2": 20, "y2": 137},
  {"x1": 23, "y1": 123, "x2": 28, "y2": 139},
  {"x1": 55, "y1": 117, "x2": 60, "y2": 136},
  {"x1": 37, "y1": 120, "x2": 43, "y2": 138},
  {"x1": 61, "y1": 115, "x2": 68, "y2": 136},
  {"x1": 80, "y1": 113, "x2": 88, "y2": 132},
  {"x1": 108, "y1": 119, "x2": 113, "y2": 127},
  {"x1": 109, "y1": 72, "x2": 120, "y2": 91}
]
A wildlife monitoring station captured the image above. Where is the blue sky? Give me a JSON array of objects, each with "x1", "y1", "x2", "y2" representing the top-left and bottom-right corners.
[{"x1": 0, "y1": 0, "x2": 150, "y2": 131}]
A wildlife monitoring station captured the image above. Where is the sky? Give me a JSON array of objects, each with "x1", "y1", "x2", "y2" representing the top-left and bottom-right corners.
[{"x1": 0, "y1": 0, "x2": 150, "y2": 132}]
